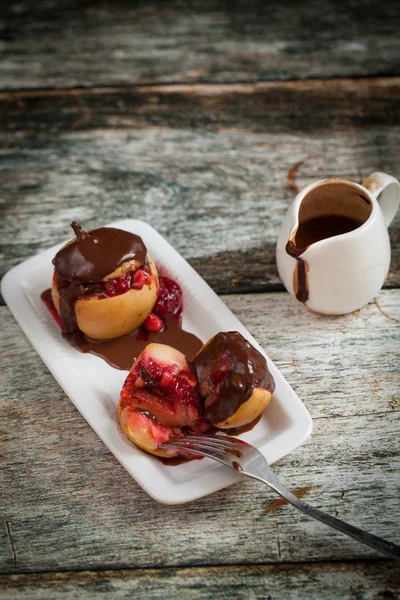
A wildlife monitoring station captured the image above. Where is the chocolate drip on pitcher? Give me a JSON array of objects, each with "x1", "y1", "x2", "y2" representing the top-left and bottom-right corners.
[
  {"x1": 286, "y1": 215, "x2": 365, "y2": 304},
  {"x1": 286, "y1": 240, "x2": 309, "y2": 303}
]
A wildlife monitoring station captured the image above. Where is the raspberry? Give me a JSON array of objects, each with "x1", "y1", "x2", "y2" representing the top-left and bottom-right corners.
[
  {"x1": 104, "y1": 280, "x2": 117, "y2": 296},
  {"x1": 131, "y1": 269, "x2": 147, "y2": 290},
  {"x1": 159, "y1": 370, "x2": 174, "y2": 387},
  {"x1": 143, "y1": 313, "x2": 165, "y2": 333},
  {"x1": 154, "y1": 277, "x2": 182, "y2": 316}
]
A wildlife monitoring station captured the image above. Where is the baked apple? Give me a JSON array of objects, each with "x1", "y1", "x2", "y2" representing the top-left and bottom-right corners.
[
  {"x1": 193, "y1": 331, "x2": 275, "y2": 429},
  {"x1": 51, "y1": 222, "x2": 159, "y2": 341},
  {"x1": 119, "y1": 343, "x2": 202, "y2": 458}
]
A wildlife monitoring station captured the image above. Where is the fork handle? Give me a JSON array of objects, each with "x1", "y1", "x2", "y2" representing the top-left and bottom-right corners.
[{"x1": 257, "y1": 473, "x2": 400, "y2": 560}]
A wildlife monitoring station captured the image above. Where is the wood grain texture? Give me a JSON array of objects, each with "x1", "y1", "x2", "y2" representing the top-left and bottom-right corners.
[
  {"x1": 1, "y1": 80, "x2": 400, "y2": 297},
  {"x1": 2, "y1": 1, "x2": 400, "y2": 593},
  {"x1": 0, "y1": 562, "x2": 399, "y2": 600},
  {"x1": 0, "y1": 0, "x2": 399, "y2": 90},
  {"x1": 1, "y1": 291, "x2": 399, "y2": 573}
]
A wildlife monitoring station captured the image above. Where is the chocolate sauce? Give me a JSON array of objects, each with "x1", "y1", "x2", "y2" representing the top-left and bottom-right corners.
[
  {"x1": 285, "y1": 240, "x2": 309, "y2": 303},
  {"x1": 294, "y1": 215, "x2": 364, "y2": 248},
  {"x1": 41, "y1": 290, "x2": 203, "y2": 369},
  {"x1": 79, "y1": 314, "x2": 202, "y2": 369},
  {"x1": 286, "y1": 215, "x2": 364, "y2": 303},
  {"x1": 53, "y1": 222, "x2": 147, "y2": 282},
  {"x1": 193, "y1": 331, "x2": 275, "y2": 424},
  {"x1": 52, "y1": 222, "x2": 148, "y2": 344},
  {"x1": 160, "y1": 454, "x2": 202, "y2": 467}
]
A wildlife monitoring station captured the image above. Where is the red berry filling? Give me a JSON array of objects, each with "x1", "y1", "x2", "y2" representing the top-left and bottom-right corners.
[
  {"x1": 154, "y1": 277, "x2": 182, "y2": 316},
  {"x1": 120, "y1": 350, "x2": 202, "y2": 439},
  {"x1": 197, "y1": 350, "x2": 234, "y2": 410},
  {"x1": 139, "y1": 276, "x2": 184, "y2": 335},
  {"x1": 79, "y1": 268, "x2": 149, "y2": 298},
  {"x1": 128, "y1": 357, "x2": 198, "y2": 405}
]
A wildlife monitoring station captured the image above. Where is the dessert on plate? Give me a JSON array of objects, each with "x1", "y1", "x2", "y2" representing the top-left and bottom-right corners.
[
  {"x1": 119, "y1": 331, "x2": 275, "y2": 459},
  {"x1": 51, "y1": 222, "x2": 159, "y2": 342},
  {"x1": 46, "y1": 223, "x2": 276, "y2": 462}
]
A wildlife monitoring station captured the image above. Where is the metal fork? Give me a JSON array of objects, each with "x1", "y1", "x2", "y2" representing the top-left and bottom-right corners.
[{"x1": 159, "y1": 434, "x2": 400, "y2": 560}]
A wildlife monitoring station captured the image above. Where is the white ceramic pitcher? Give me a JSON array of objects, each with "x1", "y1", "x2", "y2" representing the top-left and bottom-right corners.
[{"x1": 276, "y1": 172, "x2": 400, "y2": 315}]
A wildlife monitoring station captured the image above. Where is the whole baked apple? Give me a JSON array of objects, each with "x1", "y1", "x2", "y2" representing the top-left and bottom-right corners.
[{"x1": 51, "y1": 222, "x2": 159, "y2": 341}]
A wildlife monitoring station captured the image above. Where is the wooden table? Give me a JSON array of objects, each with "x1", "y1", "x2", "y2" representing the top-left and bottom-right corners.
[{"x1": 1, "y1": 1, "x2": 399, "y2": 598}]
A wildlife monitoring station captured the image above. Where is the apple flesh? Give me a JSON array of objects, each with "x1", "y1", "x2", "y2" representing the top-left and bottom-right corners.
[
  {"x1": 211, "y1": 387, "x2": 272, "y2": 429},
  {"x1": 119, "y1": 343, "x2": 202, "y2": 458}
]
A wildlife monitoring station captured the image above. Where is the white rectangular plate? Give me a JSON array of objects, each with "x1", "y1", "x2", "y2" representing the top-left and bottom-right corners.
[{"x1": 1, "y1": 219, "x2": 312, "y2": 504}]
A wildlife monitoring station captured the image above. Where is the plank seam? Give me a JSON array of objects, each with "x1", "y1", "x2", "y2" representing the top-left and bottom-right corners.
[
  {"x1": 1, "y1": 75, "x2": 400, "y2": 100},
  {"x1": 0, "y1": 556, "x2": 393, "y2": 578}
]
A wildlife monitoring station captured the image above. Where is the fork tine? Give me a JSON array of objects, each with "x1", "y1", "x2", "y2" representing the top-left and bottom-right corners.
[
  {"x1": 160, "y1": 435, "x2": 245, "y2": 457},
  {"x1": 158, "y1": 440, "x2": 240, "y2": 468},
  {"x1": 165, "y1": 440, "x2": 243, "y2": 458},
  {"x1": 177, "y1": 435, "x2": 248, "y2": 450},
  {"x1": 158, "y1": 439, "x2": 233, "y2": 454},
  {"x1": 158, "y1": 433, "x2": 252, "y2": 467}
]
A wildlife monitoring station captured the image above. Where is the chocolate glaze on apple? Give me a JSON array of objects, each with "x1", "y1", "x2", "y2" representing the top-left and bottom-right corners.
[
  {"x1": 193, "y1": 331, "x2": 275, "y2": 424},
  {"x1": 54, "y1": 221, "x2": 147, "y2": 283}
]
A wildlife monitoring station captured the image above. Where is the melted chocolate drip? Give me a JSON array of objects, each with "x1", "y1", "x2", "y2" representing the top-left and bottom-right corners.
[
  {"x1": 225, "y1": 413, "x2": 263, "y2": 436},
  {"x1": 78, "y1": 314, "x2": 203, "y2": 369},
  {"x1": 286, "y1": 215, "x2": 364, "y2": 304},
  {"x1": 41, "y1": 290, "x2": 203, "y2": 369},
  {"x1": 192, "y1": 331, "x2": 275, "y2": 424},
  {"x1": 160, "y1": 454, "x2": 203, "y2": 467},
  {"x1": 286, "y1": 240, "x2": 309, "y2": 303}
]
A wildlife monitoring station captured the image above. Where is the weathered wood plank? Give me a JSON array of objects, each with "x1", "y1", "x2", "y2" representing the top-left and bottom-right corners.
[
  {"x1": 1, "y1": 291, "x2": 399, "y2": 572},
  {"x1": 1, "y1": 80, "x2": 400, "y2": 296},
  {"x1": 0, "y1": 0, "x2": 399, "y2": 90},
  {"x1": 0, "y1": 562, "x2": 399, "y2": 600},
  {"x1": 2, "y1": 78, "x2": 400, "y2": 134}
]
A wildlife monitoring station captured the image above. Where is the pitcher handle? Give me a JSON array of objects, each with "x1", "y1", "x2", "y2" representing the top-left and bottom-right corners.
[{"x1": 362, "y1": 172, "x2": 400, "y2": 227}]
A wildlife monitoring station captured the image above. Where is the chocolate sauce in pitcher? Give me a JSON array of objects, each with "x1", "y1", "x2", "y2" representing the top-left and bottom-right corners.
[{"x1": 286, "y1": 215, "x2": 364, "y2": 303}]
